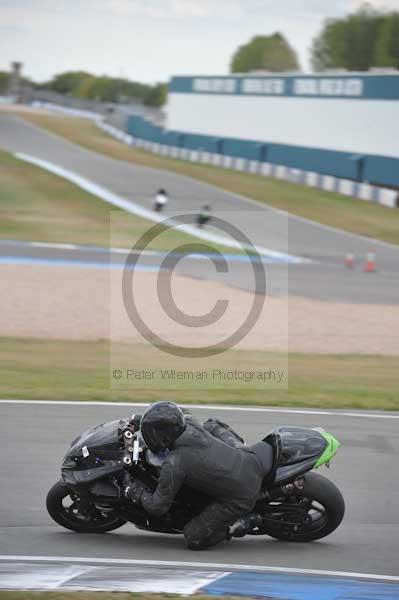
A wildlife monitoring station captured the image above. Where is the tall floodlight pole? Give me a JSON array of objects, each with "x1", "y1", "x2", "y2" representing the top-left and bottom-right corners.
[{"x1": 8, "y1": 61, "x2": 23, "y2": 102}]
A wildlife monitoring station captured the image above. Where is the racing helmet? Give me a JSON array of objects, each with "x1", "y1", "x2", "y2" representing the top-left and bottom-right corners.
[{"x1": 140, "y1": 401, "x2": 186, "y2": 453}]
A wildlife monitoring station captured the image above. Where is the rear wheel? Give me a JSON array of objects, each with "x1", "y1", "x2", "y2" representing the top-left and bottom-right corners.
[
  {"x1": 259, "y1": 473, "x2": 345, "y2": 542},
  {"x1": 46, "y1": 480, "x2": 127, "y2": 533}
]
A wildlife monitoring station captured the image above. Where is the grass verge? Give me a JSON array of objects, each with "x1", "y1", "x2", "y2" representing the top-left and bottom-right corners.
[
  {"x1": 0, "y1": 147, "x2": 236, "y2": 253},
  {"x1": 1, "y1": 337, "x2": 398, "y2": 410},
  {"x1": 17, "y1": 112, "x2": 399, "y2": 246}
]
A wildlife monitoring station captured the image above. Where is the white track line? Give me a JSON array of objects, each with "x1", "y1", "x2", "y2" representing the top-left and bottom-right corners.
[
  {"x1": 0, "y1": 399, "x2": 398, "y2": 419},
  {"x1": 30, "y1": 242, "x2": 77, "y2": 250},
  {"x1": 0, "y1": 240, "x2": 157, "y2": 256},
  {"x1": 1, "y1": 556, "x2": 398, "y2": 583}
]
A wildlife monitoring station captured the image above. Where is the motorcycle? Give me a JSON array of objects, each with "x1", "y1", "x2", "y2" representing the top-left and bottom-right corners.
[
  {"x1": 197, "y1": 206, "x2": 211, "y2": 228},
  {"x1": 46, "y1": 416, "x2": 345, "y2": 543}
]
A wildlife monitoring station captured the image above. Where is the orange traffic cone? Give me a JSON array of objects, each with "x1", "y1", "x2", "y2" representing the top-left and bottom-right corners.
[
  {"x1": 364, "y1": 250, "x2": 376, "y2": 273},
  {"x1": 345, "y1": 253, "x2": 355, "y2": 269}
]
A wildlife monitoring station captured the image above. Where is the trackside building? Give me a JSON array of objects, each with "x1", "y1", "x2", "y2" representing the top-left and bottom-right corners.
[{"x1": 127, "y1": 73, "x2": 399, "y2": 194}]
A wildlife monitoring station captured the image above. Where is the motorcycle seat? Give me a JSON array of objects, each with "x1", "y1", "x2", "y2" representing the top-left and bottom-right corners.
[{"x1": 249, "y1": 441, "x2": 274, "y2": 477}]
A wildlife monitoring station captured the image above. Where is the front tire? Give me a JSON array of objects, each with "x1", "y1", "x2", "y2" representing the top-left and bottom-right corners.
[
  {"x1": 46, "y1": 480, "x2": 127, "y2": 533},
  {"x1": 262, "y1": 473, "x2": 345, "y2": 542}
]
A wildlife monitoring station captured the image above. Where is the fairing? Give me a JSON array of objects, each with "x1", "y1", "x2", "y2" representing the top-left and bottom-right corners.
[
  {"x1": 279, "y1": 427, "x2": 327, "y2": 465},
  {"x1": 264, "y1": 427, "x2": 339, "y2": 484},
  {"x1": 62, "y1": 420, "x2": 124, "y2": 484},
  {"x1": 268, "y1": 427, "x2": 327, "y2": 466},
  {"x1": 314, "y1": 431, "x2": 341, "y2": 468}
]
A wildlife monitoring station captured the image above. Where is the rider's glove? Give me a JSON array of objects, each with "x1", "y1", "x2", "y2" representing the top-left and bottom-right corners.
[{"x1": 124, "y1": 479, "x2": 147, "y2": 505}]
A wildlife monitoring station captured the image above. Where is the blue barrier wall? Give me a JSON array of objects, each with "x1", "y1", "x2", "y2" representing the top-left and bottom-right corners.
[
  {"x1": 170, "y1": 74, "x2": 399, "y2": 100},
  {"x1": 127, "y1": 116, "x2": 399, "y2": 188}
]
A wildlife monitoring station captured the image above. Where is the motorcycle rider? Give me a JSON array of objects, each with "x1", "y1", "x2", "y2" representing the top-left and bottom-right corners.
[
  {"x1": 197, "y1": 204, "x2": 211, "y2": 227},
  {"x1": 154, "y1": 188, "x2": 168, "y2": 212},
  {"x1": 124, "y1": 401, "x2": 273, "y2": 550}
]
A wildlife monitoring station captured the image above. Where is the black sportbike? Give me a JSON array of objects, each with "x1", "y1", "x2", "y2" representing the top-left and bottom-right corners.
[{"x1": 47, "y1": 417, "x2": 345, "y2": 542}]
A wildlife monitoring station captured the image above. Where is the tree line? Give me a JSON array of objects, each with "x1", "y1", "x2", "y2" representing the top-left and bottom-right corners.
[
  {"x1": 230, "y1": 6, "x2": 399, "y2": 73},
  {"x1": 311, "y1": 6, "x2": 399, "y2": 71},
  {"x1": 0, "y1": 70, "x2": 167, "y2": 107},
  {"x1": 40, "y1": 71, "x2": 167, "y2": 107}
]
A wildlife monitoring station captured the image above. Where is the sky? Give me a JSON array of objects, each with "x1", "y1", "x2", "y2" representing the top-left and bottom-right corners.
[{"x1": 0, "y1": 0, "x2": 398, "y2": 84}]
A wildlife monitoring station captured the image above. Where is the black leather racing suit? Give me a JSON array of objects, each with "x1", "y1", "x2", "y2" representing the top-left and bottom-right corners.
[{"x1": 139, "y1": 417, "x2": 273, "y2": 550}]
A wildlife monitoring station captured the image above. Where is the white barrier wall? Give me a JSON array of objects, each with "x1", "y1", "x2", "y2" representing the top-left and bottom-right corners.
[
  {"x1": 167, "y1": 93, "x2": 399, "y2": 158},
  {"x1": 167, "y1": 74, "x2": 399, "y2": 159}
]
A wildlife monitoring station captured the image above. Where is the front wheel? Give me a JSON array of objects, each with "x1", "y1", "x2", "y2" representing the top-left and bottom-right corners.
[
  {"x1": 260, "y1": 472, "x2": 345, "y2": 542},
  {"x1": 46, "y1": 480, "x2": 127, "y2": 533}
]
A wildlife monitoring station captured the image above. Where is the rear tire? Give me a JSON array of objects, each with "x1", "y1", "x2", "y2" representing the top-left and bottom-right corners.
[
  {"x1": 46, "y1": 480, "x2": 127, "y2": 533},
  {"x1": 264, "y1": 472, "x2": 345, "y2": 542}
]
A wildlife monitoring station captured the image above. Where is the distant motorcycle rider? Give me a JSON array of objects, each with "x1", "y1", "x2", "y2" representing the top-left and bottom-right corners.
[
  {"x1": 197, "y1": 204, "x2": 211, "y2": 227},
  {"x1": 154, "y1": 188, "x2": 168, "y2": 212},
  {"x1": 124, "y1": 401, "x2": 273, "y2": 550}
]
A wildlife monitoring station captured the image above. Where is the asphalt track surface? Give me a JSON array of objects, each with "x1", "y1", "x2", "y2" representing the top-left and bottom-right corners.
[
  {"x1": 0, "y1": 113, "x2": 399, "y2": 304},
  {"x1": 1, "y1": 401, "x2": 398, "y2": 577}
]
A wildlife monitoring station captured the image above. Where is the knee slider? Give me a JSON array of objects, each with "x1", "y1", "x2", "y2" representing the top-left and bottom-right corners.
[{"x1": 184, "y1": 532, "x2": 207, "y2": 551}]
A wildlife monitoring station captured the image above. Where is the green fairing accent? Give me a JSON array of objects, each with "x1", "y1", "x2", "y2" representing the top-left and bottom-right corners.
[{"x1": 314, "y1": 431, "x2": 340, "y2": 468}]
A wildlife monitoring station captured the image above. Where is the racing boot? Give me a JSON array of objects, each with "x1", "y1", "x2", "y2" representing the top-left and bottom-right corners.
[{"x1": 230, "y1": 513, "x2": 263, "y2": 538}]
